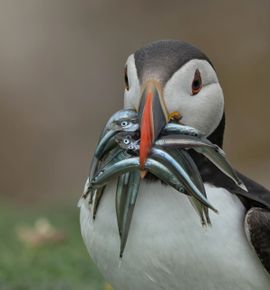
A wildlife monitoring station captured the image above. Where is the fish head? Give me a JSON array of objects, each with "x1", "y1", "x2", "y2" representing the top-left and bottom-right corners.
[{"x1": 115, "y1": 132, "x2": 140, "y2": 152}]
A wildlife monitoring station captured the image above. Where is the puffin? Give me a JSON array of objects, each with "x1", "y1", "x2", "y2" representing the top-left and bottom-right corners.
[{"x1": 79, "y1": 40, "x2": 270, "y2": 290}]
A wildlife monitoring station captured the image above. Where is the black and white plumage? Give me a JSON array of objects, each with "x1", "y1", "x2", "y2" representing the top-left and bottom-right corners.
[{"x1": 79, "y1": 40, "x2": 270, "y2": 289}]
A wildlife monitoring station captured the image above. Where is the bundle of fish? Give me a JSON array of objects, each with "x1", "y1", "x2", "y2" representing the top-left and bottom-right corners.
[{"x1": 83, "y1": 109, "x2": 247, "y2": 256}]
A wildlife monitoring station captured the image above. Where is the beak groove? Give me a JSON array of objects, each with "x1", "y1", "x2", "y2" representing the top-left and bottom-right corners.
[{"x1": 138, "y1": 81, "x2": 168, "y2": 169}]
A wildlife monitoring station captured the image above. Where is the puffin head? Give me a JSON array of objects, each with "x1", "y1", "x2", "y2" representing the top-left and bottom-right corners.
[{"x1": 123, "y1": 40, "x2": 225, "y2": 168}]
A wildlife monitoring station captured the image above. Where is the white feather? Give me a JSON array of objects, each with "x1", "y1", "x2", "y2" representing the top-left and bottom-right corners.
[
  {"x1": 123, "y1": 54, "x2": 141, "y2": 110},
  {"x1": 163, "y1": 59, "x2": 224, "y2": 136},
  {"x1": 79, "y1": 182, "x2": 270, "y2": 290}
]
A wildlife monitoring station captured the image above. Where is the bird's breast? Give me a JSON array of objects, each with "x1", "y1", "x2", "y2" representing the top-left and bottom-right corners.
[{"x1": 79, "y1": 180, "x2": 270, "y2": 290}]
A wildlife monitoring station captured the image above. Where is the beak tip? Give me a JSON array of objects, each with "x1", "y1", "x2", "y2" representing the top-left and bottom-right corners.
[{"x1": 140, "y1": 170, "x2": 147, "y2": 179}]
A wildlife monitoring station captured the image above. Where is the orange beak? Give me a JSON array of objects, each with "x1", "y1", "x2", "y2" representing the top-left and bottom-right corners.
[{"x1": 138, "y1": 80, "x2": 169, "y2": 171}]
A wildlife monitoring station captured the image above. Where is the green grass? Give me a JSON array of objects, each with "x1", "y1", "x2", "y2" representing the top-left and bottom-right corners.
[{"x1": 0, "y1": 199, "x2": 106, "y2": 290}]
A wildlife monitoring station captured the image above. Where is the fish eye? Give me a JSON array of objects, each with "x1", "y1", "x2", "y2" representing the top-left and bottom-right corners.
[
  {"x1": 192, "y1": 69, "x2": 202, "y2": 95},
  {"x1": 121, "y1": 120, "x2": 129, "y2": 127},
  {"x1": 123, "y1": 138, "x2": 130, "y2": 145}
]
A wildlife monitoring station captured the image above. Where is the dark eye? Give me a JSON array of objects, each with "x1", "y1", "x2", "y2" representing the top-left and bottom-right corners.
[
  {"x1": 192, "y1": 69, "x2": 202, "y2": 95},
  {"x1": 124, "y1": 66, "x2": 129, "y2": 91}
]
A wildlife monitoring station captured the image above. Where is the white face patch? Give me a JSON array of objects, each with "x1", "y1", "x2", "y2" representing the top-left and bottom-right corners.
[
  {"x1": 123, "y1": 54, "x2": 141, "y2": 110},
  {"x1": 163, "y1": 59, "x2": 224, "y2": 136},
  {"x1": 123, "y1": 56, "x2": 224, "y2": 137}
]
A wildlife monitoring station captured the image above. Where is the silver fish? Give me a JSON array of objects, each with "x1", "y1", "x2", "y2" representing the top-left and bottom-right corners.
[
  {"x1": 105, "y1": 109, "x2": 138, "y2": 133},
  {"x1": 91, "y1": 158, "x2": 140, "y2": 188},
  {"x1": 92, "y1": 187, "x2": 106, "y2": 219},
  {"x1": 95, "y1": 130, "x2": 119, "y2": 160},
  {"x1": 90, "y1": 149, "x2": 131, "y2": 205},
  {"x1": 90, "y1": 111, "x2": 134, "y2": 169},
  {"x1": 155, "y1": 134, "x2": 219, "y2": 150},
  {"x1": 194, "y1": 146, "x2": 247, "y2": 191},
  {"x1": 109, "y1": 116, "x2": 139, "y2": 133},
  {"x1": 114, "y1": 132, "x2": 214, "y2": 218},
  {"x1": 120, "y1": 170, "x2": 141, "y2": 257},
  {"x1": 169, "y1": 149, "x2": 210, "y2": 225},
  {"x1": 113, "y1": 132, "x2": 207, "y2": 195},
  {"x1": 99, "y1": 150, "x2": 131, "y2": 171},
  {"x1": 88, "y1": 110, "x2": 138, "y2": 199},
  {"x1": 144, "y1": 158, "x2": 185, "y2": 193},
  {"x1": 95, "y1": 112, "x2": 139, "y2": 160},
  {"x1": 115, "y1": 132, "x2": 140, "y2": 152},
  {"x1": 150, "y1": 147, "x2": 218, "y2": 213},
  {"x1": 115, "y1": 173, "x2": 130, "y2": 236},
  {"x1": 101, "y1": 147, "x2": 124, "y2": 168},
  {"x1": 89, "y1": 139, "x2": 123, "y2": 203},
  {"x1": 109, "y1": 116, "x2": 201, "y2": 137},
  {"x1": 102, "y1": 152, "x2": 186, "y2": 194},
  {"x1": 162, "y1": 123, "x2": 201, "y2": 137},
  {"x1": 82, "y1": 176, "x2": 91, "y2": 198},
  {"x1": 86, "y1": 111, "x2": 136, "y2": 197},
  {"x1": 84, "y1": 155, "x2": 100, "y2": 201},
  {"x1": 155, "y1": 135, "x2": 246, "y2": 191},
  {"x1": 96, "y1": 109, "x2": 138, "y2": 142}
]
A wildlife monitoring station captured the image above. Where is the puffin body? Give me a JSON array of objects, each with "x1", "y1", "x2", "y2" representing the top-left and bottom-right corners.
[
  {"x1": 80, "y1": 182, "x2": 269, "y2": 290},
  {"x1": 79, "y1": 40, "x2": 270, "y2": 289}
]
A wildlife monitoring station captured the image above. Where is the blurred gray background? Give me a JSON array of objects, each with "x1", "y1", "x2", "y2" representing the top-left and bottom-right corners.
[{"x1": 0, "y1": 0, "x2": 269, "y2": 202}]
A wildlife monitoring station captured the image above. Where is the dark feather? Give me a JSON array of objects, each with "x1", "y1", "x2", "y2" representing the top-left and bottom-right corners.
[
  {"x1": 245, "y1": 207, "x2": 270, "y2": 273},
  {"x1": 134, "y1": 40, "x2": 213, "y2": 86}
]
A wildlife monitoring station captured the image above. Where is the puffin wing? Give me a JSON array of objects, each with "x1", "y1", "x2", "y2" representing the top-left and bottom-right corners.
[
  {"x1": 245, "y1": 207, "x2": 270, "y2": 274},
  {"x1": 225, "y1": 172, "x2": 270, "y2": 274},
  {"x1": 237, "y1": 173, "x2": 270, "y2": 209},
  {"x1": 193, "y1": 156, "x2": 270, "y2": 274}
]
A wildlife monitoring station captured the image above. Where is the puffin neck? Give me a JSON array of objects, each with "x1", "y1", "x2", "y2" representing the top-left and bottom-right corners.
[{"x1": 207, "y1": 113, "x2": 225, "y2": 148}]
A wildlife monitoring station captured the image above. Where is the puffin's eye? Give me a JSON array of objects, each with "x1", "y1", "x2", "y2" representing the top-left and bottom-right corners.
[
  {"x1": 121, "y1": 120, "x2": 129, "y2": 127},
  {"x1": 124, "y1": 66, "x2": 129, "y2": 91},
  {"x1": 192, "y1": 69, "x2": 202, "y2": 95}
]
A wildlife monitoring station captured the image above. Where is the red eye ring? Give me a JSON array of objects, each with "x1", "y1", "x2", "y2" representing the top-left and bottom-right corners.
[{"x1": 192, "y1": 69, "x2": 202, "y2": 95}]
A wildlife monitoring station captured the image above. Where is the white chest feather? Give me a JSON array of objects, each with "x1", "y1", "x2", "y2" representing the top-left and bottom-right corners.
[{"x1": 79, "y1": 181, "x2": 270, "y2": 290}]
